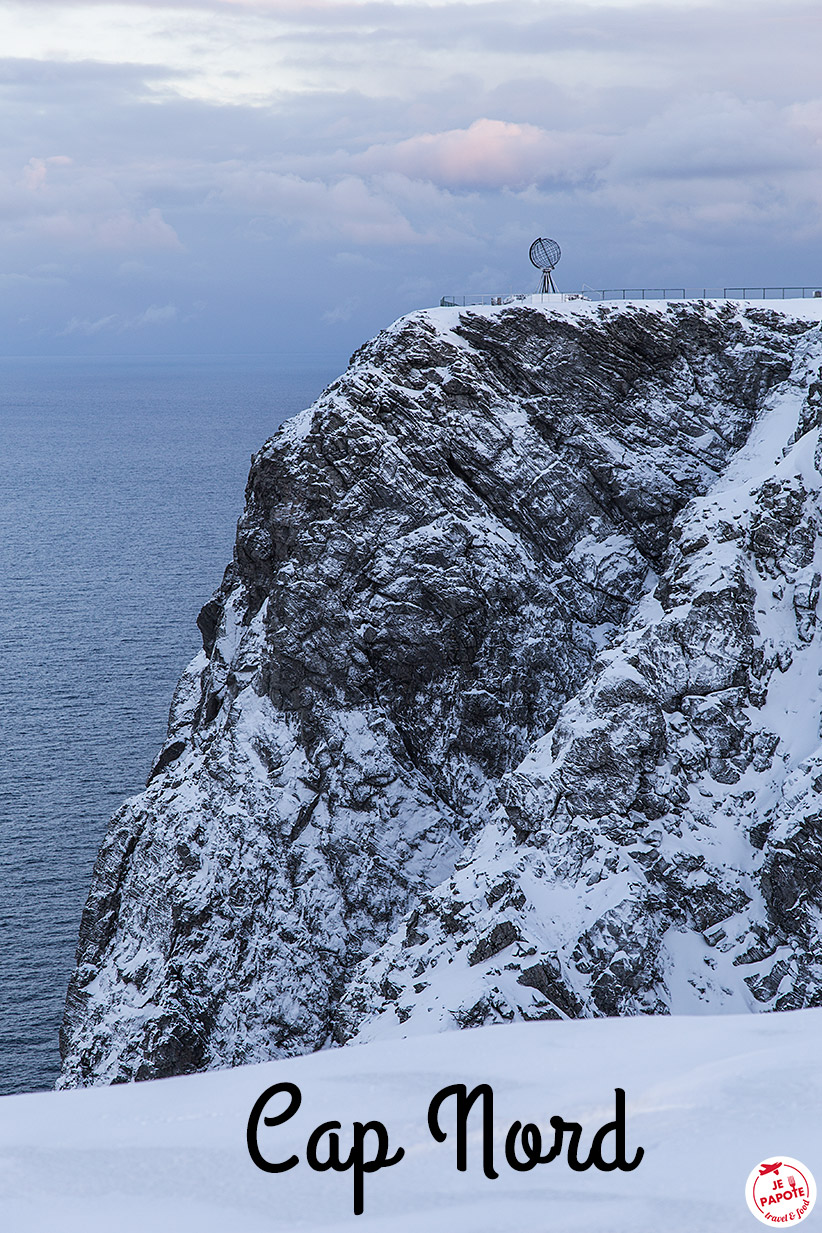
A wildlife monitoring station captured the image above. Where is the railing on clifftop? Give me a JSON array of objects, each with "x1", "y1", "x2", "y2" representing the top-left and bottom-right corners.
[
  {"x1": 582, "y1": 285, "x2": 822, "y2": 301},
  {"x1": 440, "y1": 286, "x2": 822, "y2": 307},
  {"x1": 439, "y1": 293, "x2": 581, "y2": 307},
  {"x1": 440, "y1": 294, "x2": 527, "y2": 306}
]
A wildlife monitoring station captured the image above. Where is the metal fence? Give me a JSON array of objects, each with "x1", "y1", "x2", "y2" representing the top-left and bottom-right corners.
[
  {"x1": 440, "y1": 294, "x2": 528, "y2": 306},
  {"x1": 440, "y1": 287, "x2": 822, "y2": 307},
  {"x1": 582, "y1": 285, "x2": 822, "y2": 301},
  {"x1": 440, "y1": 293, "x2": 586, "y2": 307}
]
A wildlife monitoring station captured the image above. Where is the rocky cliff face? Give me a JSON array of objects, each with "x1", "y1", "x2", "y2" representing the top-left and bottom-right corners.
[{"x1": 60, "y1": 297, "x2": 822, "y2": 1086}]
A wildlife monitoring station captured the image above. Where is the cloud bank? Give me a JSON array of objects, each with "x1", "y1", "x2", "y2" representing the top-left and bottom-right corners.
[{"x1": 0, "y1": 0, "x2": 819, "y2": 356}]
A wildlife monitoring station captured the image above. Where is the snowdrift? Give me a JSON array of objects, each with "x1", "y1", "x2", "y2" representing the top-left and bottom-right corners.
[{"x1": 5, "y1": 1008, "x2": 822, "y2": 1231}]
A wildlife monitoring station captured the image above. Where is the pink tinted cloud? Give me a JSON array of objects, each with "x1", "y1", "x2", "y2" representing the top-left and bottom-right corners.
[
  {"x1": 22, "y1": 155, "x2": 73, "y2": 191},
  {"x1": 12, "y1": 156, "x2": 183, "y2": 252},
  {"x1": 352, "y1": 119, "x2": 608, "y2": 191}
]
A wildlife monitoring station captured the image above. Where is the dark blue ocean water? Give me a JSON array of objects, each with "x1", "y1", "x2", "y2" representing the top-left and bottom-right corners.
[{"x1": 0, "y1": 357, "x2": 339, "y2": 1095}]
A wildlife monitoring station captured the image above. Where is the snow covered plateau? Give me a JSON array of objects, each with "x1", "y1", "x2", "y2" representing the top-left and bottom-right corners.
[
  {"x1": 4, "y1": 1009, "x2": 822, "y2": 1231},
  {"x1": 57, "y1": 295, "x2": 822, "y2": 1091}
]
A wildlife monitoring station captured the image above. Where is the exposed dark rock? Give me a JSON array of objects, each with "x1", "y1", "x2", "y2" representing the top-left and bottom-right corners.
[
  {"x1": 468, "y1": 922, "x2": 519, "y2": 966},
  {"x1": 59, "y1": 299, "x2": 822, "y2": 1086}
]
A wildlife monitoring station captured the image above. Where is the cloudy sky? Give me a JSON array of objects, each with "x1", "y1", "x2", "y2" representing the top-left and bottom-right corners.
[{"x1": 1, "y1": 0, "x2": 820, "y2": 359}]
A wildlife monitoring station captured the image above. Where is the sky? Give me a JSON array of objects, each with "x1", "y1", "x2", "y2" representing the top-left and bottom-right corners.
[{"x1": 0, "y1": 0, "x2": 820, "y2": 360}]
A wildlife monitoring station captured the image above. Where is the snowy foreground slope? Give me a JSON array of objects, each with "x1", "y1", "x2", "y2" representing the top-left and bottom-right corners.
[
  {"x1": 61, "y1": 296, "x2": 822, "y2": 1085},
  {"x1": 7, "y1": 1011, "x2": 822, "y2": 1232}
]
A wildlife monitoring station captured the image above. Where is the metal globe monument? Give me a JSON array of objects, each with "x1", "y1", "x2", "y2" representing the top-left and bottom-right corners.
[{"x1": 529, "y1": 237, "x2": 561, "y2": 293}]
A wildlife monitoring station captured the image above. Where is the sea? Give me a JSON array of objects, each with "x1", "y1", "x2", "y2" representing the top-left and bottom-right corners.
[{"x1": 0, "y1": 356, "x2": 340, "y2": 1096}]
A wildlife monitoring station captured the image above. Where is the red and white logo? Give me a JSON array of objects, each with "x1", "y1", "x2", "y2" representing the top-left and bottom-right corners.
[{"x1": 746, "y1": 1156, "x2": 816, "y2": 1225}]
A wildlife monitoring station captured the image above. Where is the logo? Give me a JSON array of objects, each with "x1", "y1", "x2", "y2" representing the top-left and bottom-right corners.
[{"x1": 746, "y1": 1156, "x2": 816, "y2": 1225}]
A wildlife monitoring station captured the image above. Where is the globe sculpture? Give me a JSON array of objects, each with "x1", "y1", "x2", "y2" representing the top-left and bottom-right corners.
[{"x1": 529, "y1": 237, "x2": 561, "y2": 293}]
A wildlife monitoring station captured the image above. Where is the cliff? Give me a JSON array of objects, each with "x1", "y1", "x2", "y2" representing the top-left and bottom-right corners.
[{"x1": 60, "y1": 297, "x2": 822, "y2": 1085}]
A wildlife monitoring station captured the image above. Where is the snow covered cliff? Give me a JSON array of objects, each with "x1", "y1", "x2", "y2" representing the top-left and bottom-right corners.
[{"x1": 60, "y1": 297, "x2": 822, "y2": 1086}]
